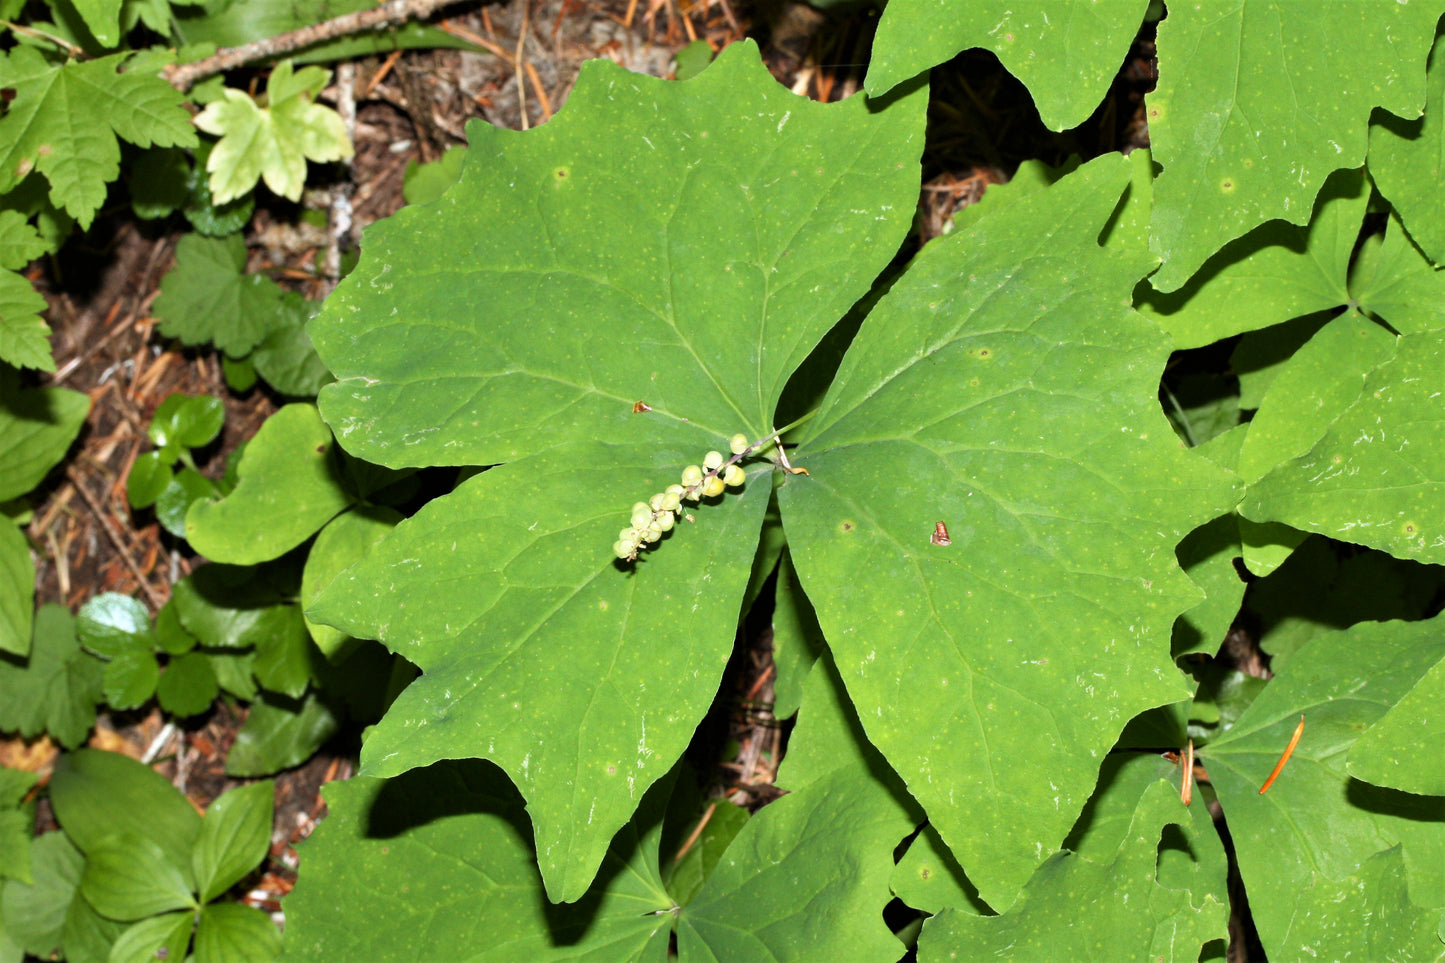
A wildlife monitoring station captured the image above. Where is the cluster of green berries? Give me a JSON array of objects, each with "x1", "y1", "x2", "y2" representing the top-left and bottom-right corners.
[{"x1": 613, "y1": 433, "x2": 752, "y2": 562}]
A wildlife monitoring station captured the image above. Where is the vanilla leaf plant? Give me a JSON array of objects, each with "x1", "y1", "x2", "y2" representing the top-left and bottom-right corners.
[{"x1": 283, "y1": 11, "x2": 1445, "y2": 962}]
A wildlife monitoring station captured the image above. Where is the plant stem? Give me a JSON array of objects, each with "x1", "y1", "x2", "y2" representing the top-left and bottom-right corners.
[{"x1": 0, "y1": 21, "x2": 83, "y2": 57}]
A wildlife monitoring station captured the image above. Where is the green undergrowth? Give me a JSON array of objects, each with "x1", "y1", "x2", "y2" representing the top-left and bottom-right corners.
[{"x1": 4, "y1": 2, "x2": 1445, "y2": 961}]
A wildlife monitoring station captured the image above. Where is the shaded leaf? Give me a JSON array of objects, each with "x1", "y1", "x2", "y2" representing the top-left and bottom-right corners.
[
  {"x1": 892, "y1": 824, "x2": 982, "y2": 917},
  {"x1": 1243, "y1": 330, "x2": 1445, "y2": 564},
  {"x1": 1136, "y1": 168, "x2": 1366, "y2": 350},
  {"x1": 81, "y1": 833, "x2": 196, "y2": 920},
  {"x1": 1348, "y1": 212, "x2": 1445, "y2": 333},
  {"x1": 153, "y1": 234, "x2": 286, "y2": 356},
  {"x1": 865, "y1": 0, "x2": 1151, "y2": 131},
  {"x1": 1145, "y1": 2, "x2": 1444, "y2": 290},
  {"x1": 1347, "y1": 652, "x2": 1445, "y2": 797},
  {"x1": 300, "y1": 505, "x2": 401, "y2": 660},
  {"x1": 0, "y1": 522, "x2": 32, "y2": 657},
  {"x1": 0, "y1": 374, "x2": 90, "y2": 502},
  {"x1": 1171, "y1": 514, "x2": 1245, "y2": 659},
  {"x1": 0, "y1": 767, "x2": 36, "y2": 885},
  {"x1": 224, "y1": 690, "x2": 338, "y2": 778},
  {"x1": 0, "y1": 605, "x2": 102, "y2": 747},
  {"x1": 282, "y1": 760, "x2": 674, "y2": 961},
  {"x1": 194, "y1": 780, "x2": 273, "y2": 903},
  {"x1": 0, "y1": 831, "x2": 83, "y2": 958},
  {"x1": 1202, "y1": 618, "x2": 1445, "y2": 956},
  {"x1": 187, "y1": 404, "x2": 353, "y2": 565},
  {"x1": 401, "y1": 145, "x2": 465, "y2": 206},
  {"x1": 156, "y1": 649, "x2": 220, "y2": 717},
  {"x1": 1369, "y1": 30, "x2": 1445, "y2": 263},
  {"x1": 193, "y1": 903, "x2": 281, "y2": 963},
  {"x1": 917, "y1": 778, "x2": 1226, "y2": 962},
  {"x1": 250, "y1": 293, "x2": 329, "y2": 397},
  {"x1": 101, "y1": 647, "x2": 159, "y2": 710},
  {"x1": 156, "y1": 466, "x2": 218, "y2": 538},
  {"x1": 172, "y1": 563, "x2": 297, "y2": 650},
  {"x1": 0, "y1": 268, "x2": 51, "y2": 372},
  {"x1": 125, "y1": 451, "x2": 171, "y2": 509},
  {"x1": 49, "y1": 749, "x2": 201, "y2": 877},
  {"x1": 675, "y1": 656, "x2": 919, "y2": 961}
]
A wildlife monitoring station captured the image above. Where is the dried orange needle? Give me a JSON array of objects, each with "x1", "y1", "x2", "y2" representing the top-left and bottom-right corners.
[
  {"x1": 1258, "y1": 715, "x2": 1305, "y2": 794},
  {"x1": 1181, "y1": 738, "x2": 1194, "y2": 806}
]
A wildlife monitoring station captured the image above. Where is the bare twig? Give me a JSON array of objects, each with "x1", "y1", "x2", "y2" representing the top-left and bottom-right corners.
[
  {"x1": 165, "y1": 0, "x2": 469, "y2": 92},
  {"x1": 324, "y1": 62, "x2": 357, "y2": 291},
  {"x1": 65, "y1": 467, "x2": 167, "y2": 610}
]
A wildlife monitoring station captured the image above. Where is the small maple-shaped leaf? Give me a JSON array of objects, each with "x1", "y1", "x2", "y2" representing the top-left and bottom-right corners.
[
  {"x1": 194, "y1": 60, "x2": 353, "y2": 204},
  {"x1": 0, "y1": 48, "x2": 197, "y2": 229}
]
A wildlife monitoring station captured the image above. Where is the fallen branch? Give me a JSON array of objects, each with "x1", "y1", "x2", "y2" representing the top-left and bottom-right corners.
[{"x1": 165, "y1": 0, "x2": 470, "y2": 92}]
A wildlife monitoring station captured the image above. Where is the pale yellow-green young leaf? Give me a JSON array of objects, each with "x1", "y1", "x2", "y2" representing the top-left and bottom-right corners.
[{"x1": 194, "y1": 61, "x2": 353, "y2": 205}]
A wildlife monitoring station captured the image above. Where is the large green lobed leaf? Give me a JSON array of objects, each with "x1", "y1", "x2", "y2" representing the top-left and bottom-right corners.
[
  {"x1": 674, "y1": 656, "x2": 918, "y2": 960},
  {"x1": 917, "y1": 778, "x2": 1226, "y2": 961},
  {"x1": 1243, "y1": 329, "x2": 1445, "y2": 564},
  {"x1": 282, "y1": 760, "x2": 676, "y2": 962},
  {"x1": 310, "y1": 445, "x2": 772, "y2": 902},
  {"x1": 864, "y1": 0, "x2": 1150, "y2": 131},
  {"x1": 1369, "y1": 28, "x2": 1445, "y2": 264},
  {"x1": 1348, "y1": 652, "x2": 1445, "y2": 798},
  {"x1": 306, "y1": 41, "x2": 926, "y2": 903},
  {"x1": 1146, "y1": 1, "x2": 1444, "y2": 290},
  {"x1": 1202, "y1": 618, "x2": 1445, "y2": 958},
  {"x1": 778, "y1": 155, "x2": 1237, "y2": 909},
  {"x1": 311, "y1": 41, "x2": 925, "y2": 468}
]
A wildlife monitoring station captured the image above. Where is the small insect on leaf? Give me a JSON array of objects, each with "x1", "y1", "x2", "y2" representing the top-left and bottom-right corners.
[
  {"x1": 1258, "y1": 714, "x2": 1305, "y2": 794},
  {"x1": 930, "y1": 521, "x2": 951, "y2": 546},
  {"x1": 632, "y1": 401, "x2": 652, "y2": 413}
]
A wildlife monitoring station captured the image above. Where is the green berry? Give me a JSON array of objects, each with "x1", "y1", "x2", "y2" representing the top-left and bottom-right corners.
[
  {"x1": 703, "y1": 450, "x2": 724, "y2": 471},
  {"x1": 723, "y1": 464, "x2": 745, "y2": 487},
  {"x1": 649, "y1": 492, "x2": 666, "y2": 511},
  {"x1": 681, "y1": 464, "x2": 704, "y2": 487},
  {"x1": 729, "y1": 433, "x2": 750, "y2": 455},
  {"x1": 632, "y1": 501, "x2": 651, "y2": 515},
  {"x1": 702, "y1": 475, "x2": 725, "y2": 498},
  {"x1": 613, "y1": 539, "x2": 636, "y2": 559},
  {"x1": 620, "y1": 527, "x2": 638, "y2": 542},
  {"x1": 642, "y1": 527, "x2": 662, "y2": 543},
  {"x1": 656, "y1": 511, "x2": 675, "y2": 532},
  {"x1": 662, "y1": 491, "x2": 682, "y2": 512},
  {"x1": 631, "y1": 508, "x2": 654, "y2": 529},
  {"x1": 666, "y1": 483, "x2": 685, "y2": 497}
]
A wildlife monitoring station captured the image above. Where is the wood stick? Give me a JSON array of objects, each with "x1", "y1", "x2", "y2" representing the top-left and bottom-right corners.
[{"x1": 166, "y1": 0, "x2": 469, "y2": 92}]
